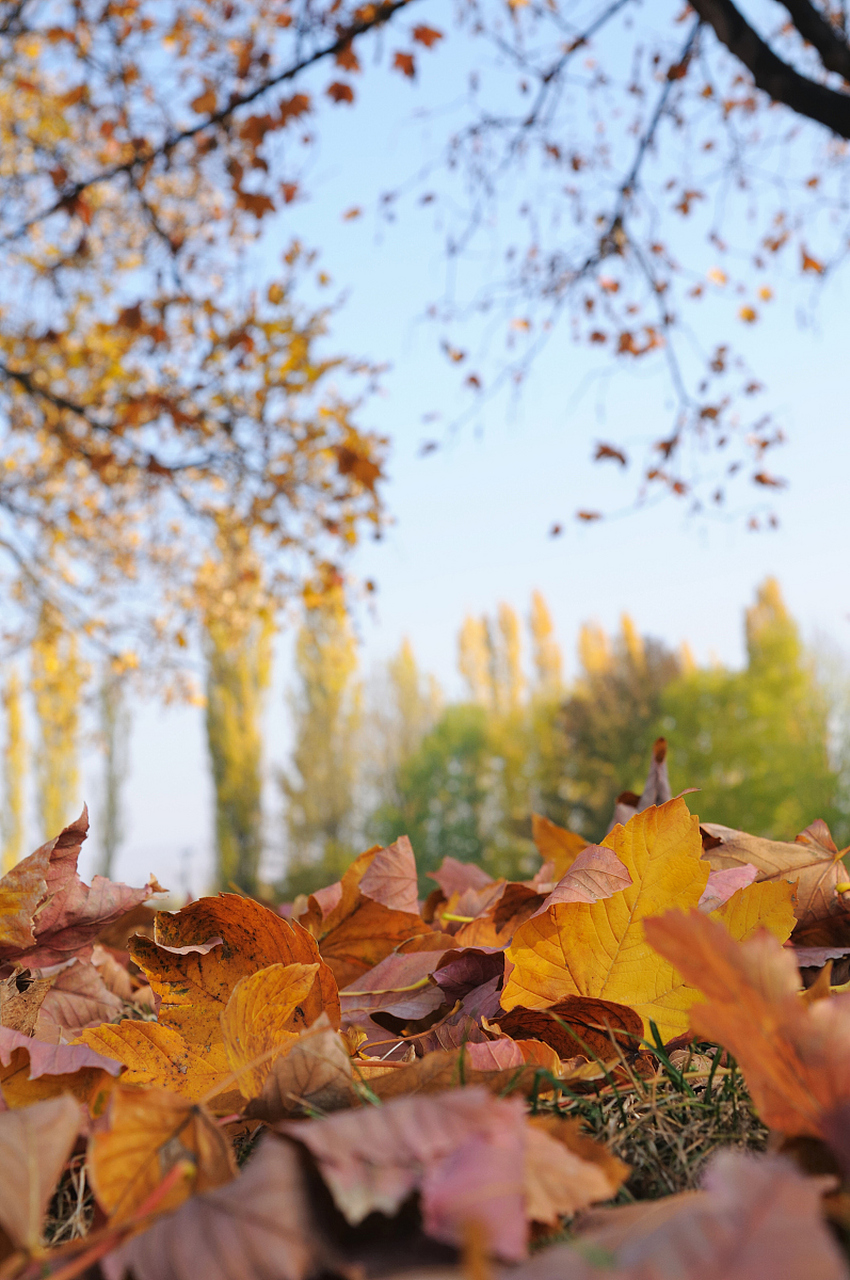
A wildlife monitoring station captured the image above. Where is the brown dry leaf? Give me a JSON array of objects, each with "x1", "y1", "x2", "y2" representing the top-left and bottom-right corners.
[
  {"x1": 503, "y1": 799, "x2": 795, "y2": 1040},
  {"x1": 576, "y1": 1149, "x2": 846, "y2": 1280},
  {"x1": 454, "y1": 883, "x2": 546, "y2": 949},
  {"x1": 531, "y1": 814, "x2": 588, "y2": 878},
  {"x1": 35, "y1": 957, "x2": 123, "y2": 1040},
  {"x1": 0, "y1": 809, "x2": 163, "y2": 968},
  {"x1": 131, "y1": 895, "x2": 339, "y2": 1083},
  {"x1": 102, "y1": 1134, "x2": 329, "y2": 1280},
  {"x1": 89, "y1": 1084, "x2": 236, "y2": 1224},
  {"x1": 359, "y1": 835, "x2": 420, "y2": 913},
  {"x1": 0, "y1": 844, "x2": 50, "y2": 952},
  {"x1": 645, "y1": 909, "x2": 850, "y2": 1136},
  {"x1": 340, "y1": 950, "x2": 446, "y2": 1025},
  {"x1": 77, "y1": 1020, "x2": 241, "y2": 1113},
  {"x1": 283, "y1": 1086, "x2": 529, "y2": 1260},
  {"x1": 220, "y1": 962, "x2": 328, "y2": 1099},
  {"x1": 534, "y1": 845, "x2": 632, "y2": 913},
  {"x1": 530, "y1": 1115, "x2": 629, "y2": 1198},
  {"x1": 0, "y1": 1024, "x2": 120, "y2": 1111},
  {"x1": 524, "y1": 1124, "x2": 617, "y2": 1227},
  {"x1": 0, "y1": 972, "x2": 55, "y2": 1035},
  {"x1": 361, "y1": 1046, "x2": 545, "y2": 1102},
  {"x1": 494, "y1": 995, "x2": 643, "y2": 1062},
  {"x1": 245, "y1": 1013, "x2": 358, "y2": 1121},
  {"x1": 701, "y1": 817, "x2": 848, "y2": 929},
  {"x1": 0, "y1": 1094, "x2": 81, "y2": 1250},
  {"x1": 464, "y1": 1037, "x2": 560, "y2": 1073},
  {"x1": 428, "y1": 857, "x2": 494, "y2": 899},
  {"x1": 301, "y1": 847, "x2": 431, "y2": 987}
]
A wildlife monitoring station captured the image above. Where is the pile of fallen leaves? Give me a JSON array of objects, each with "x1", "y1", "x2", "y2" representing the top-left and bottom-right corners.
[{"x1": 4, "y1": 764, "x2": 850, "y2": 1280}]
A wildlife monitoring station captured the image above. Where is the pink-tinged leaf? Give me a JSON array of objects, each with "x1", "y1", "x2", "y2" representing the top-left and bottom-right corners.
[
  {"x1": 35, "y1": 957, "x2": 124, "y2": 1040},
  {"x1": 307, "y1": 880, "x2": 343, "y2": 921},
  {"x1": 429, "y1": 857, "x2": 494, "y2": 898},
  {"x1": 699, "y1": 865, "x2": 759, "y2": 914},
  {"x1": 793, "y1": 946, "x2": 850, "y2": 970},
  {"x1": 0, "y1": 1025, "x2": 123, "y2": 1077},
  {"x1": 283, "y1": 1087, "x2": 529, "y2": 1260},
  {"x1": 0, "y1": 841, "x2": 51, "y2": 950},
  {"x1": 359, "y1": 836, "x2": 419, "y2": 914},
  {"x1": 534, "y1": 845, "x2": 631, "y2": 916},
  {"x1": 577, "y1": 1150, "x2": 846, "y2": 1280},
  {"x1": 433, "y1": 948, "x2": 505, "y2": 1003},
  {"x1": 417, "y1": 975, "x2": 503, "y2": 1055},
  {"x1": 0, "y1": 809, "x2": 165, "y2": 968},
  {"x1": 340, "y1": 951, "x2": 445, "y2": 1023}
]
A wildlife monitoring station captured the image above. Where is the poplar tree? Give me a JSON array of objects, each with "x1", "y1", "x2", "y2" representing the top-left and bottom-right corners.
[
  {"x1": 202, "y1": 536, "x2": 273, "y2": 895},
  {"x1": 1, "y1": 668, "x2": 25, "y2": 872},
  {"x1": 97, "y1": 665, "x2": 131, "y2": 879},
  {"x1": 282, "y1": 590, "x2": 361, "y2": 895},
  {"x1": 30, "y1": 604, "x2": 87, "y2": 840}
]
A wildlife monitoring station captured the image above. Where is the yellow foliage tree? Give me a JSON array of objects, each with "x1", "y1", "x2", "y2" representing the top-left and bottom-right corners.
[
  {"x1": 201, "y1": 533, "x2": 273, "y2": 895},
  {"x1": 30, "y1": 605, "x2": 88, "y2": 840},
  {"x1": 1, "y1": 668, "x2": 25, "y2": 872}
]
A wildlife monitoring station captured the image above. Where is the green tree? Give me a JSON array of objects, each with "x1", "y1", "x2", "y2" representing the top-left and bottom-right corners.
[
  {"x1": 30, "y1": 604, "x2": 88, "y2": 840},
  {"x1": 664, "y1": 579, "x2": 842, "y2": 839},
  {"x1": 97, "y1": 664, "x2": 132, "y2": 878},
  {"x1": 202, "y1": 536, "x2": 273, "y2": 895},
  {"x1": 281, "y1": 590, "x2": 361, "y2": 897},
  {"x1": 364, "y1": 638, "x2": 441, "y2": 818},
  {"x1": 560, "y1": 616, "x2": 682, "y2": 840},
  {"x1": 2, "y1": 668, "x2": 25, "y2": 872}
]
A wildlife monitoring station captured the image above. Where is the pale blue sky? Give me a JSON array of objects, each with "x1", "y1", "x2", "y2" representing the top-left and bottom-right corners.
[{"x1": 69, "y1": 9, "x2": 850, "y2": 892}]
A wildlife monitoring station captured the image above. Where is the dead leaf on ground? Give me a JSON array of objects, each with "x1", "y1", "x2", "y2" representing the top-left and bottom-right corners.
[
  {"x1": 89, "y1": 1084, "x2": 235, "y2": 1224},
  {"x1": 524, "y1": 1122, "x2": 620, "y2": 1228},
  {"x1": 494, "y1": 995, "x2": 643, "y2": 1062},
  {"x1": 245, "y1": 1013, "x2": 358, "y2": 1121},
  {"x1": 102, "y1": 1135, "x2": 330, "y2": 1280},
  {"x1": 645, "y1": 909, "x2": 850, "y2": 1136},
  {"x1": 533, "y1": 845, "x2": 632, "y2": 914},
  {"x1": 701, "y1": 817, "x2": 849, "y2": 931},
  {"x1": 340, "y1": 950, "x2": 447, "y2": 1024},
  {"x1": 428, "y1": 857, "x2": 494, "y2": 899},
  {"x1": 283, "y1": 1086, "x2": 529, "y2": 1259},
  {"x1": 0, "y1": 972, "x2": 55, "y2": 1035},
  {"x1": 531, "y1": 814, "x2": 588, "y2": 878},
  {"x1": 503, "y1": 799, "x2": 795, "y2": 1041},
  {"x1": 221, "y1": 962, "x2": 329, "y2": 1099},
  {"x1": 0, "y1": 1024, "x2": 120, "y2": 1111},
  {"x1": 359, "y1": 835, "x2": 420, "y2": 914},
  {"x1": 0, "y1": 1094, "x2": 81, "y2": 1251},
  {"x1": 360, "y1": 1045, "x2": 547, "y2": 1102},
  {"x1": 35, "y1": 957, "x2": 123, "y2": 1040},
  {"x1": 576, "y1": 1149, "x2": 846, "y2": 1280}
]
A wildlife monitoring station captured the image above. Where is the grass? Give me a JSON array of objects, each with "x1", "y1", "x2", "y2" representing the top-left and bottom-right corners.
[{"x1": 535, "y1": 1041, "x2": 769, "y2": 1202}]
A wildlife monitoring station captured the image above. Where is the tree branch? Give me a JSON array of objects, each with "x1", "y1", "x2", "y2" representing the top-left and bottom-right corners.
[
  {"x1": 5, "y1": 0, "x2": 418, "y2": 242},
  {"x1": 691, "y1": 0, "x2": 850, "y2": 138},
  {"x1": 780, "y1": 0, "x2": 850, "y2": 81}
]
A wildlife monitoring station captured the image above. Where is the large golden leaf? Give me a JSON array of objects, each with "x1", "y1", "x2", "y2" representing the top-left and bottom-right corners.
[
  {"x1": 220, "y1": 962, "x2": 328, "y2": 1099},
  {"x1": 502, "y1": 799, "x2": 794, "y2": 1041},
  {"x1": 78, "y1": 1021, "x2": 240, "y2": 1112},
  {"x1": 531, "y1": 814, "x2": 588, "y2": 879},
  {"x1": 130, "y1": 895, "x2": 339, "y2": 1063},
  {"x1": 89, "y1": 1085, "x2": 235, "y2": 1225}
]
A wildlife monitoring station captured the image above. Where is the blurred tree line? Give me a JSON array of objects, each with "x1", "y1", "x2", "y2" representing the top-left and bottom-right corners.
[
  {"x1": 1, "y1": 576, "x2": 846, "y2": 893},
  {"x1": 279, "y1": 577, "x2": 850, "y2": 896}
]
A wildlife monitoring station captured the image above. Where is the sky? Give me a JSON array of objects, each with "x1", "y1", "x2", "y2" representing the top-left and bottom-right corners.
[{"x1": 58, "y1": 12, "x2": 850, "y2": 892}]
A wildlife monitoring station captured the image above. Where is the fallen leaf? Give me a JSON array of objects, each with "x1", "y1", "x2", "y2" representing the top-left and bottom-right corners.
[
  {"x1": 284, "y1": 1087, "x2": 528, "y2": 1259},
  {"x1": 362, "y1": 1044, "x2": 545, "y2": 1102},
  {"x1": 221, "y1": 962, "x2": 329, "y2": 1099},
  {"x1": 534, "y1": 845, "x2": 632, "y2": 913},
  {"x1": 35, "y1": 957, "x2": 123, "y2": 1039},
  {"x1": 464, "y1": 1037, "x2": 560, "y2": 1074},
  {"x1": 503, "y1": 799, "x2": 794, "y2": 1040},
  {"x1": 645, "y1": 908, "x2": 850, "y2": 1136},
  {"x1": 701, "y1": 818, "x2": 848, "y2": 929},
  {"x1": 0, "y1": 973, "x2": 55, "y2": 1035},
  {"x1": 531, "y1": 815, "x2": 588, "y2": 878},
  {"x1": 432, "y1": 949, "x2": 504, "y2": 1004},
  {"x1": 359, "y1": 835, "x2": 420, "y2": 914},
  {"x1": 0, "y1": 843, "x2": 50, "y2": 951},
  {"x1": 89, "y1": 1084, "x2": 235, "y2": 1224},
  {"x1": 0, "y1": 1095, "x2": 81, "y2": 1250},
  {"x1": 524, "y1": 1123, "x2": 619, "y2": 1227},
  {"x1": 78, "y1": 1020, "x2": 240, "y2": 1112},
  {"x1": 0, "y1": 1024, "x2": 120, "y2": 1110},
  {"x1": 340, "y1": 950, "x2": 446, "y2": 1025},
  {"x1": 577, "y1": 1150, "x2": 845, "y2": 1280},
  {"x1": 428, "y1": 857, "x2": 494, "y2": 899},
  {"x1": 244, "y1": 1014, "x2": 357, "y2": 1121},
  {"x1": 494, "y1": 995, "x2": 643, "y2": 1062},
  {"x1": 131, "y1": 895, "x2": 338, "y2": 1082},
  {"x1": 102, "y1": 1135, "x2": 329, "y2": 1280},
  {"x1": 698, "y1": 864, "x2": 759, "y2": 913}
]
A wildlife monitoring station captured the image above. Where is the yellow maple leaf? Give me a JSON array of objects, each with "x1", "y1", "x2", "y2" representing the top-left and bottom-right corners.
[
  {"x1": 502, "y1": 799, "x2": 794, "y2": 1041},
  {"x1": 78, "y1": 1021, "x2": 240, "y2": 1112},
  {"x1": 130, "y1": 895, "x2": 339, "y2": 1061},
  {"x1": 220, "y1": 962, "x2": 328, "y2": 1099},
  {"x1": 89, "y1": 1084, "x2": 236, "y2": 1224}
]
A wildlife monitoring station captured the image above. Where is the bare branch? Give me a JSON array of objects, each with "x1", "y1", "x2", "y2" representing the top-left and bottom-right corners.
[
  {"x1": 780, "y1": 0, "x2": 850, "y2": 81},
  {"x1": 691, "y1": 0, "x2": 850, "y2": 138}
]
